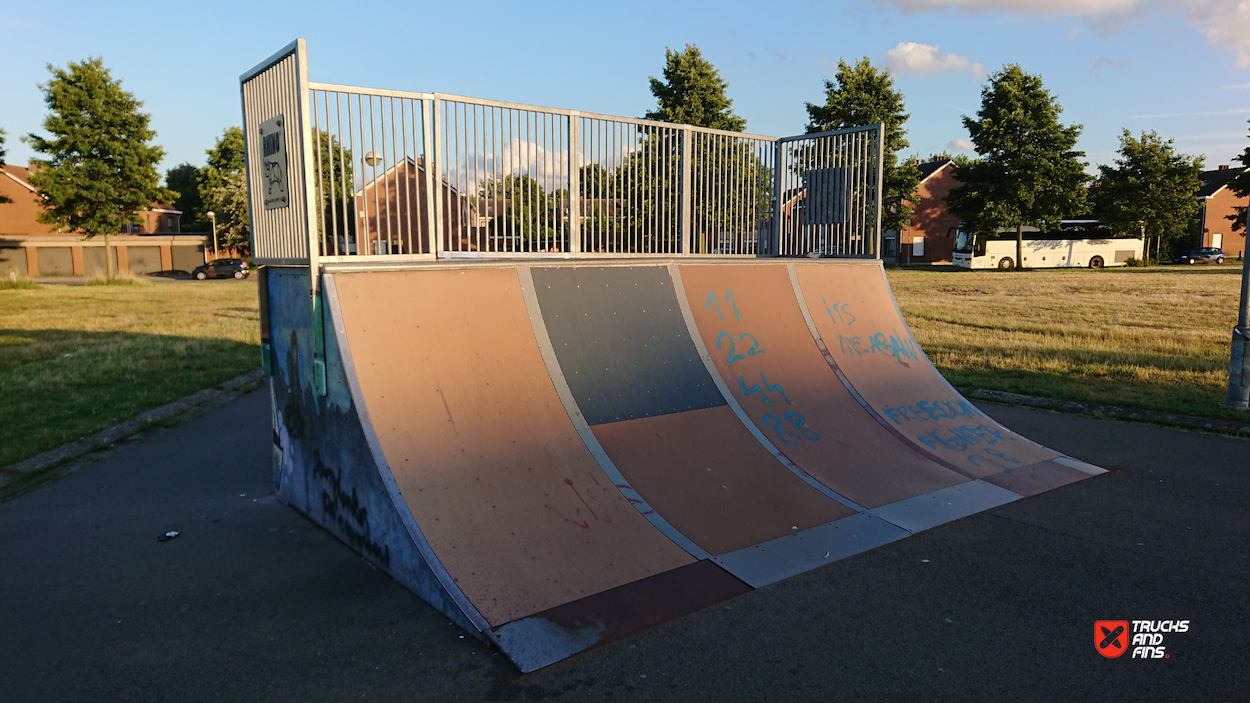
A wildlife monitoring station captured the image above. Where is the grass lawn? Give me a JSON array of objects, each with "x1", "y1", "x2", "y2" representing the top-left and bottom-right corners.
[
  {"x1": 0, "y1": 280, "x2": 260, "y2": 469},
  {"x1": 887, "y1": 262, "x2": 1248, "y2": 422},
  {"x1": 1, "y1": 263, "x2": 1244, "y2": 478}
]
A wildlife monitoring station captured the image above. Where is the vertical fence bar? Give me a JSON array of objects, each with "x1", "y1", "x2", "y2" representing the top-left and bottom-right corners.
[
  {"x1": 681, "y1": 128, "x2": 692, "y2": 254},
  {"x1": 568, "y1": 112, "x2": 581, "y2": 255}
]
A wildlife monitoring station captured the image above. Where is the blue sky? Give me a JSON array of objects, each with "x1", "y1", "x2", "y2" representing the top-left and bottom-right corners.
[{"x1": 2, "y1": 0, "x2": 1248, "y2": 179}]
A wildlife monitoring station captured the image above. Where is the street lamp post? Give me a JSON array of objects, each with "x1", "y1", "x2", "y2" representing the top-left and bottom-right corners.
[{"x1": 206, "y1": 211, "x2": 218, "y2": 261}]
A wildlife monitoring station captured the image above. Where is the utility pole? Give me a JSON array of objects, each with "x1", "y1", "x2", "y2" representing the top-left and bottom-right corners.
[
  {"x1": 206, "y1": 210, "x2": 218, "y2": 261},
  {"x1": 1226, "y1": 244, "x2": 1250, "y2": 409}
]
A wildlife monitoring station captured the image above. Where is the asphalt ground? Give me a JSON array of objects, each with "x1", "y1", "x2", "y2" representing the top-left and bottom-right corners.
[{"x1": 0, "y1": 387, "x2": 1246, "y2": 702}]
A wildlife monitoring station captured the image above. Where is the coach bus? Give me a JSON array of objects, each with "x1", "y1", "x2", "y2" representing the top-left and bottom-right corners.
[{"x1": 951, "y1": 220, "x2": 1144, "y2": 270}]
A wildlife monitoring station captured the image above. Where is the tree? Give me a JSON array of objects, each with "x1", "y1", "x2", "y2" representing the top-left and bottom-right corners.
[
  {"x1": 166, "y1": 163, "x2": 206, "y2": 231},
  {"x1": 0, "y1": 128, "x2": 10, "y2": 204},
  {"x1": 1095, "y1": 130, "x2": 1203, "y2": 264},
  {"x1": 480, "y1": 173, "x2": 562, "y2": 245},
  {"x1": 1227, "y1": 121, "x2": 1250, "y2": 235},
  {"x1": 23, "y1": 57, "x2": 173, "y2": 278},
  {"x1": 209, "y1": 171, "x2": 251, "y2": 256},
  {"x1": 198, "y1": 127, "x2": 248, "y2": 256},
  {"x1": 646, "y1": 45, "x2": 746, "y2": 132},
  {"x1": 945, "y1": 65, "x2": 1089, "y2": 269},
  {"x1": 805, "y1": 58, "x2": 921, "y2": 234}
]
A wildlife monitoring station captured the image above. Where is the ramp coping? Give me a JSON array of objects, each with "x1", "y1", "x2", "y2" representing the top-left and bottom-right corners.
[
  {"x1": 322, "y1": 274, "x2": 491, "y2": 634},
  {"x1": 515, "y1": 266, "x2": 712, "y2": 561}
]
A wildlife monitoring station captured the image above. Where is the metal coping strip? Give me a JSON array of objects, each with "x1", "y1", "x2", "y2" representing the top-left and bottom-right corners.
[
  {"x1": 321, "y1": 273, "x2": 492, "y2": 633},
  {"x1": 515, "y1": 266, "x2": 712, "y2": 561}
]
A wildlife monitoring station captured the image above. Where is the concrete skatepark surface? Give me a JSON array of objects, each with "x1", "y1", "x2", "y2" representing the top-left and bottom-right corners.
[{"x1": 1, "y1": 387, "x2": 1246, "y2": 702}]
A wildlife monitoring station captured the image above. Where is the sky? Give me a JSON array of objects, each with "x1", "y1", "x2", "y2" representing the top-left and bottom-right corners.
[{"x1": 2, "y1": 0, "x2": 1248, "y2": 181}]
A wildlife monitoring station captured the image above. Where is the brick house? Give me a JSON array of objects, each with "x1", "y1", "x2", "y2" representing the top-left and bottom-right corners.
[
  {"x1": 1195, "y1": 164, "x2": 1247, "y2": 258},
  {"x1": 1, "y1": 163, "x2": 209, "y2": 277},
  {"x1": 892, "y1": 157, "x2": 958, "y2": 264},
  {"x1": 351, "y1": 156, "x2": 480, "y2": 255}
]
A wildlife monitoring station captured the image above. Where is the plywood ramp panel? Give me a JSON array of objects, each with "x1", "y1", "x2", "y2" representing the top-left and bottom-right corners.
[
  {"x1": 678, "y1": 264, "x2": 968, "y2": 509},
  {"x1": 333, "y1": 269, "x2": 693, "y2": 626},
  {"x1": 592, "y1": 407, "x2": 854, "y2": 556},
  {"x1": 793, "y1": 263, "x2": 1060, "y2": 478}
]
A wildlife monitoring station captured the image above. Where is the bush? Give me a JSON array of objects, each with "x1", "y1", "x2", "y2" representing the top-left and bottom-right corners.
[
  {"x1": 84, "y1": 272, "x2": 149, "y2": 286},
  {"x1": 1123, "y1": 257, "x2": 1146, "y2": 267}
]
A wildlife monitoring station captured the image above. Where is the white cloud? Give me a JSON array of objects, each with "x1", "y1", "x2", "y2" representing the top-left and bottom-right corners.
[
  {"x1": 1090, "y1": 57, "x2": 1128, "y2": 75},
  {"x1": 886, "y1": 42, "x2": 985, "y2": 78},
  {"x1": 948, "y1": 138, "x2": 976, "y2": 151},
  {"x1": 869, "y1": 0, "x2": 1250, "y2": 69},
  {"x1": 1185, "y1": 1, "x2": 1250, "y2": 69}
]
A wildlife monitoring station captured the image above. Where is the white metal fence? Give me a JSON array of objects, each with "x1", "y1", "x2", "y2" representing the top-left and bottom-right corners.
[{"x1": 243, "y1": 41, "x2": 884, "y2": 265}]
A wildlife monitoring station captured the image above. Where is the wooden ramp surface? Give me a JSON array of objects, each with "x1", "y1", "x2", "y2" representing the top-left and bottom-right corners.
[{"x1": 323, "y1": 260, "x2": 1104, "y2": 672}]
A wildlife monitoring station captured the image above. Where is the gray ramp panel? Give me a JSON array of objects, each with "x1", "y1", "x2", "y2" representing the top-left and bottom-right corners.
[
  {"x1": 712, "y1": 513, "x2": 908, "y2": 588},
  {"x1": 870, "y1": 480, "x2": 1021, "y2": 534},
  {"x1": 532, "y1": 266, "x2": 727, "y2": 425}
]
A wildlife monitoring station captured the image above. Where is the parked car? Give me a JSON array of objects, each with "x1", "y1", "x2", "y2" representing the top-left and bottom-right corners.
[
  {"x1": 1173, "y1": 247, "x2": 1225, "y2": 265},
  {"x1": 192, "y1": 258, "x2": 250, "y2": 280}
]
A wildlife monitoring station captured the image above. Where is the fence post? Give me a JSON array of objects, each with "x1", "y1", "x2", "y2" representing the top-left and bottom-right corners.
[
  {"x1": 421, "y1": 96, "x2": 437, "y2": 256},
  {"x1": 771, "y1": 139, "x2": 784, "y2": 257},
  {"x1": 293, "y1": 39, "x2": 327, "y2": 396},
  {"x1": 873, "y1": 123, "x2": 885, "y2": 260},
  {"x1": 429, "y1": 96, "x2": 445, "y2": 257},
  {"x1": 1226, "y1": 246, "x2": 1250, "y2": 409},
  {"x1": 680, "y1": 128, "x2": 692, "y2": 255},
  {"x1": 568, "y1": 112, "x2": 581, "y2": 256}
]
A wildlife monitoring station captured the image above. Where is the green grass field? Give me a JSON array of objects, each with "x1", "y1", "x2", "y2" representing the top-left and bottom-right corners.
[
  {"x1": 0, "y1": 264, "x2": 1244, "y2": 477},
  {"x1": 0, "y1": 280, "x2": 261, "y2": 469},
  {"x1": 887, "y1": 263, "x2": 1247, "y2": 422}
]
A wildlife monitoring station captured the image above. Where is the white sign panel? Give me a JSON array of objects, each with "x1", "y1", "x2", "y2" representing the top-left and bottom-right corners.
[{"x1": 258, "y1": 115, "x2": 289, "y2": 210}]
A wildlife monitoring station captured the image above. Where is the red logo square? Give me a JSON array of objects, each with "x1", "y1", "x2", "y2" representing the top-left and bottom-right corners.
[{"x1": 1096, "y1": 620, "x2": 1130, "y2": 658}]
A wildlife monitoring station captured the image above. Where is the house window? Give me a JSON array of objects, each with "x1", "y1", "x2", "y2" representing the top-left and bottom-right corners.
[{"x1": 912, "y1": 238, "x2": 925, "y2": 257}]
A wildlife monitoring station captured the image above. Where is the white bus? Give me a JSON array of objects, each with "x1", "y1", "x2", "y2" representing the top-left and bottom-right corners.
[{"x1": 952, "y1": 220, "x2": 1144, "y2": 270}]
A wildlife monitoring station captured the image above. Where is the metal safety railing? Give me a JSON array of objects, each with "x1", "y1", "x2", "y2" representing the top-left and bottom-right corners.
[{"x1": 242, "y1": 40, "x2": 884, "y2": 265}]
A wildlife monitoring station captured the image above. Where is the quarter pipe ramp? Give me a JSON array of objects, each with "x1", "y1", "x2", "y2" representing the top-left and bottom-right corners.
[{"x1": 264, "y1": 259, "x2": 1103, "y2": 671}]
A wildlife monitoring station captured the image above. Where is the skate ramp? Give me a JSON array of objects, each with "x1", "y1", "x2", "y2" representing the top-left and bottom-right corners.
[{"x1": 314, "y1": 260, "x2": 1104, "y2": 671}]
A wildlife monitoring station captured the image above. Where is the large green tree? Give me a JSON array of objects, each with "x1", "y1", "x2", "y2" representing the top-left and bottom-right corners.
[
  {"x1": 646, "y1": 45, "x2": 746, "y2": 132},
  {"x1": 1227, "y1": 121, "x2": 1250, "y2": 236},
  {"x1": 804, "y1": 58, "x2": 921, "y2": 234},
  {"x1": 166, "y1": 162, "x2": 206, "y2": 231},
  {"x1": 946, "y1": 64, "x2": 1089, "y2": 269},
  {"x1": 198, "y1": 127, "x2": 249, "y2": 256},
  {"x1": 23, "y1": 57, "x2": 173, "y2": 278},
  {"x1": 1095, "y1": 130, "x2": 1203, "y2": 264}
]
